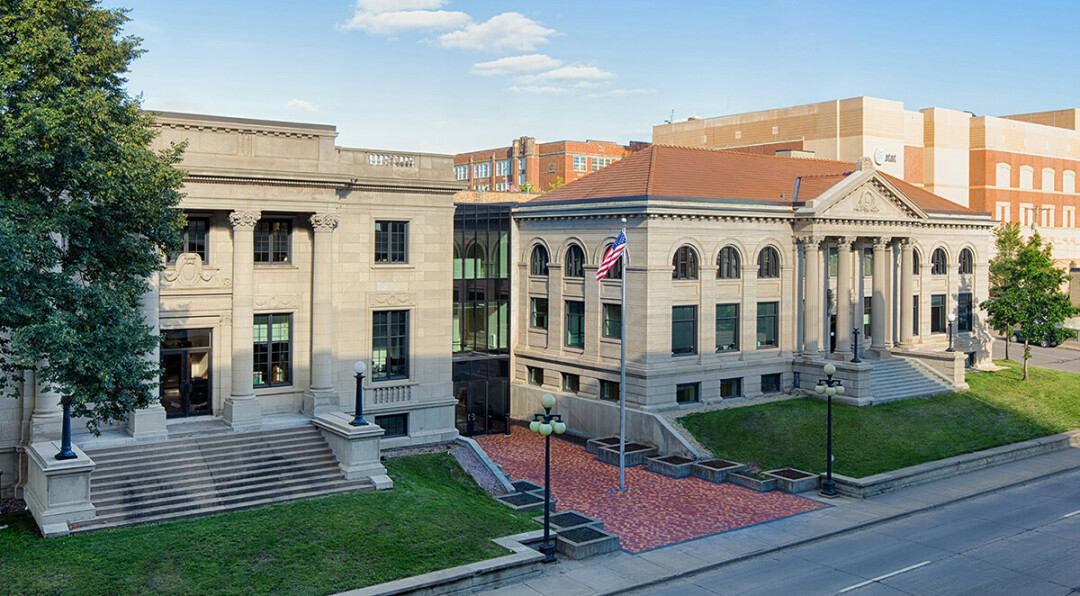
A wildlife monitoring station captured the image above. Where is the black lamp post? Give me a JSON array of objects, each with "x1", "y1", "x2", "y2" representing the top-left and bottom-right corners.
[
  {"x1": 529, "y1": 392, "x2": 566, "y2": 564},
  {"x1": 850, "y1": 327, "x2": 862, "y2": 363},
  {"x1": 946, "y1": 313, "x2": 957, "y2": 352},
  {"x1": 815, "y1": 363, "x2": 845, "y2": 497},
  {"x1": 350, "y1": 361, "x2": 368, "y2": 426},
  {"x1": 56, "y1": 402, "x2": 76, "y2": 460}
]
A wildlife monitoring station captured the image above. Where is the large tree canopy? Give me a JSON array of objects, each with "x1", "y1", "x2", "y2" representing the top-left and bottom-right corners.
[{"x1": 0, "y1": 0, "x2": 186, "y2": 433}]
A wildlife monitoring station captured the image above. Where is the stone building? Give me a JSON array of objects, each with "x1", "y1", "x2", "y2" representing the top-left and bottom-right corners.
[{"x1": 510, "y1": 145, "x2": 995, "y2": 443}]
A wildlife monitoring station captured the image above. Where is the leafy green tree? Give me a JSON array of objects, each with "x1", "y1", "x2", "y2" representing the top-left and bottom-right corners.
[
  {"x1": 982, "y1": 231, "x2": 1077, "y2": 380},
  {"x1": 0, "y1": 0, "x2": 186, "y2": 433},
  {"x1": 547, "y1": 176, "x2": 565, "y2": 191},
  {"x1": 983, "y1": 223, "x2": 1024, "y2": 360}
]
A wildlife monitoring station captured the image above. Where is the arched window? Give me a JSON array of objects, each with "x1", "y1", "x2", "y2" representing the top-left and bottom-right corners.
[
  {"x1": 565, "y1": 245, "x2": 585, "y2": 278},
  {"x1": 601, "y1": 243, "x2": 623, "y2": 279},
  {"x1": 465, "y1": 241, "x2": 486, "y2": 278},
  {"x1": 716, "y1": 246, "x2": 740, "y2": 279},
  {"x1": 995, "y1": 163, "x2": 1011, "y2": 188},
  {"x1": 959, "y1": 248, "x2": 974, "y2": 275},
  {"x1": 672, "y1": 246, "x2": 698, "y2": 280},
  {"x1": 931, "y1": 248, "x2": 948, "y2": 275},
  {"x1": 530, "y1": 245, "x2": 549, "y2": 276},
  {"x1": 913, "y1": 249, "x2": 921, "y2": 275},
  {"x1": 758, "y1": 247, "x2": 780, "y2": 279}
]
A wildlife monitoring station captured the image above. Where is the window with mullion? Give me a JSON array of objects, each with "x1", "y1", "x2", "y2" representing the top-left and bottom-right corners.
[
  {"x1": 530, "y1": 297, "x2": 548, "y2": 329},
  {"x1": 603, "y1": 303, "x2": 622, "y2": 339},
  {"x1": 958, "y1": 292, "x2": 973, "y2": 332},
  {"x1": 373, "y1": 310, "x2": 409, "y2": 380},
  {"x1": 931, "y1": 294, "x2": 946, "y2": 333},
  {"x1": 254, "y1": 220, "x2": 291, "y2": 264},
  {"x1": 375, "y1": 221, "x2": 408, "y2": 263},
  {"x1": 170, "y1": 216, "x2": 209, "y2": 263},
  {"x1": 253, "y1": 313, "x2": 291, "y2": 387},
  {"x1": 565, "y1": 300, "x2": 585, "y2": 348},
  {"x1": 672, "y1": 305, "x2": 697, "y2": 355},
  {"x1": 716, "y1": 303, "x2": 739, "y2": 352},
  {"x1": 756, "y1": 302, "x2": 778, "y2": 348}
]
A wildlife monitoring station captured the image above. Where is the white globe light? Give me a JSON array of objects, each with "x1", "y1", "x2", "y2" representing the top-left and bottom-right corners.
[
  {"x1": 815, "y1": 384, "x2": 826, "y2": 394},
  {"x1": 826, "y1": 385, "x2": 836, "y2": 396},
  {"x1": 823, "y1": 363, "x2": 836, "y2": 376},
  {"x1": 353, "y1": 361, "x2": 366, "y2": 375},
  {"x1": 539, "y1": 423, "x2": 553, "y2": 436},
  {"x1": 553, "y1": 421, "x2": 566, "y2": 434},
  {"x1": 540, "y1": 393, "x2": 556, "y2": 409},
  {"x1": 948, "y1": 313, "x2": 957, "y2": 322},
  {"x1": 835, "y1": 384, "x2": 845, "y2": 395},
  {"x1": 529, "y1": 420, "x2": 541, "y2": 433}
]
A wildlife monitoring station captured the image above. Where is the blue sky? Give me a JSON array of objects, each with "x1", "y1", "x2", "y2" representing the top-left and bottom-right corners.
[{"x1": 102, "y1": 0, "x2": 1080, "y2": 154}]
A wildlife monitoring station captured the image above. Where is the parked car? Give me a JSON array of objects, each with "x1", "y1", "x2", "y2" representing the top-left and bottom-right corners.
[{"x1": 1011, "y1": 326, "x2": 1075, "y2": 348}]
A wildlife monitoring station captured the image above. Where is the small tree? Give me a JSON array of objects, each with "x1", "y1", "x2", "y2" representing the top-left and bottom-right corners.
[
  {"x1": 984, "y1": 232, "x2": 1077, "y2": 380},
  {"x1": 983, "y1": 223, "x2": 1025, "y2": 360},
  {"x1": 547, "y1": 176, "x2": 565, "y2": 191},
  {"x1": 0, "y1": 1, "x2": 186, "y2": 433}
]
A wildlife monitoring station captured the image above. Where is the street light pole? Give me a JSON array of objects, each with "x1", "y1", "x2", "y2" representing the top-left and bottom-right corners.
[
  {"x1": 815, "y1": 363, "x2": 845, "y2": 497},
  {"x1": 529, "y1": 393, "x2": 566, "y2": 564},
  {"x1": 56, "y1": 401, "x2": 76, "y2": 460},
  {"x1": 850, "y1": 327, "x2": 862, "y2": 363},
  {"x1": 946, "y1": 312, "x2": 957, "y2": 352},
  {"x1": 350, "y1": 361, "x2": 368, "y2": 426}
]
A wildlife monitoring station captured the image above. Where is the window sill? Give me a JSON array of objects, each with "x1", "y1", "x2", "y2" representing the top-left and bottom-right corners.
[
  {"x1": 255, "y1": 385, "x2": 296, "y2": 395},
  {"x1": 368, "y1": 378, "x2": 416, "y2": 387},
  {"x1": 716, "y1": 348, "x2": 739, "y2": 354},
  {"x1": 372, "y1": 263, "x2": 414, "y2": 269},
  {"x1": 254, "y1": 264, "x2": 299, "y2": 270},
  {"x1": 672, "y1": 352, "x2": 698, "y2": 357}
]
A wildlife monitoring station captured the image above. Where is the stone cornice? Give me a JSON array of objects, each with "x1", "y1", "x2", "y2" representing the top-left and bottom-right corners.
[{"x1": 183, "y1": 174, "x2": 462, "y2": 196}]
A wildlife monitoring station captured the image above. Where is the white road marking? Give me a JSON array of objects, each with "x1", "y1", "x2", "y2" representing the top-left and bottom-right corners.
[
  {"x1": 837, "y1": 561, "x2": 933, "y2": 594},
  {"x1": 1063, "y1": 509, "x2": 1080, "y2": 518}
]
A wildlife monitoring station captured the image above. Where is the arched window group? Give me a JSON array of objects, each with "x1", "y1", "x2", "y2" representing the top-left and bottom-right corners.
[
  {"x1": 931, "y1": 248, "x2": 948, "y2": 275},
  {"x1": 959, "y1": 248, "x2": 974, "y2": 275},
  {"x1": 565, "y1": 245, "x2": 585, "y2": 278},
  {"x1": 758, "y1": 247, "x2": 780, "y2": 279},
  {"x1": 717, "y1": 246, "x2": 740, "y2": 279},
  {"x1": 672, "y1": 246, "x2": 698, "y2": 280},
  {"x1": 530, "y1": 245, "x2": 548, "y2": 276}
]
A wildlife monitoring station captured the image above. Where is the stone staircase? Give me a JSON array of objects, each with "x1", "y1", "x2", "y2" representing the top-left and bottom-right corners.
[
  {"x1": 71, "y1": 425, "x2": 371, "y2": 533},
  {"x1": 870, "y1": 357, "x2": 954, "y2": 402}
]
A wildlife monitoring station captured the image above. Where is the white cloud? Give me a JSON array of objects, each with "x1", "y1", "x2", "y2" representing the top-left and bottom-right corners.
[
  {"x1": 472, "y1": 54, "x2": 562, "y2": 76},
  {"x1": 586, "y1": 88, "x2": 657, "y2": 98},
  {"x1": 439, "y1": 12, "x2": 555, "y2": 51},
  {"x1": 508, "y1": 85, "x2": 570, "y2": 94},
  {"x1": 286, "y1": 98, "x2": 320, "y2": 112},
  {"x1": 531, "y1": 65, "x2": 615, "y2": 81},
  {"x1": 341, "y1": 0, "x2": 469, "y2": 34}
]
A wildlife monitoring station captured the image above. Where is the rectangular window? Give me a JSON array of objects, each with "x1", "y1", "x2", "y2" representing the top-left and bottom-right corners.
[
  {"x1": 373, "y1": 310, "x2": 409, "y2": 380},
  {"x1": 599, "y1": 380, "x2": 619, "y2": 401},
  {"x1": 254, "y1": 219, "x2": 291, "y2": 264},
  {"x1": 454, "y1": 165, "x2": 469, "y2": 180},
  {"x1": 495, "y1": 160, "x2": 510, "y2": 176},
  {"x1": 672, "y1": 305, "x2": 697, "y2": 355},
  {"x1": 676, "y1": 382, "x2": 699, "y2": 404},
  {"x1": 958, "y1": 292, "x2": 973, "y2": 332},
  {"x1": 474, "y1": 163, "x2": 491, "y2": 178},
  {"x1": 494, "y1": 182, "x2": 508, "y2": 191},
  {"x1": 715, "y1": 303, "x2": 739, "y2": 352},
  {"x1": 931, "y1": 294, "x2": 946, "y2": 334},
  {"x1": 862, "y1": 248, "x2": 873, "y2": 273},
  {"x1": 913, "y1": 295, "x2": 920, "y2": 336},
  {"x1": 253, "y1": 313, "x2": 291, "y2": 387},
  {"x1": 374, "y1": 414, "x2": 407, "y2": 438},
  {"x1": 170, "y1": 216, "x2": 209, "y2": 263},
  {"x1": 573, "y1": 156, "x2": 588, "y2": 172},
  {"x1": 527, "y1": 366, "x2": 543, "y2": 386},
  {"x1": 602, "y1": 304, "x2": 622, "y2": 339},
  {"x1": 562, "y1": 373, "x2": 579, "y2": 393},
  {"x1": 761, "y1": 373, "x2": 781, "y2": 394},
  {"x1": 518, "y1": 173, "x2": 526, "y2": 186},
  {"x1": 720, "y1": 378, "x2": 742, "y2": 398},
  {"x1": 1066, "y1": 206, "x2": 1076, "y2": 228},
  {"x1": 565, "y1": 300, "x2": 585, "y2": 348},
  {"x1": 863, "y1": 296, "x2": 873, "y2": 339},
  {"x1": 756, "y1": 302, "x2": 778, "y2": 349},
  {"x1": 374, "y1": 221, "x2": 408, "y2": 263},
  {"x1": 518, "y1": 157, "x2": 526, "y2": 172},
  {"x1": 592, "y1": 157, "x2": 614, "y2": 171},
  {"x1": 996, "y1": 202, "x2": 1011, "y2": 223},
  {"x1": 530, "y1": 298, "x2": 548, "y2": 329}
]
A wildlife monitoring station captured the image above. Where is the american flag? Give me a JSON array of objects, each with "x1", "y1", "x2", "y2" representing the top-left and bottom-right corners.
[{"x1": 595, "y1": 230, "x2": 627, "y2": 281}]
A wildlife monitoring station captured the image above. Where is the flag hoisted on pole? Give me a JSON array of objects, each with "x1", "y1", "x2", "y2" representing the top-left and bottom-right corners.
[{"x1": 598, "y1": 222, "x2": 628, "y2": 491}]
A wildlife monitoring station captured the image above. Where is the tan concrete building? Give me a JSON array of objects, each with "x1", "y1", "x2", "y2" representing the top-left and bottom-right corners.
[
  {"x1": 654, "y1": 97, "x2": 1080, "y2": 264},
  {"x1": 509, "y1": 146, "x2": 995, "y2": 448}
]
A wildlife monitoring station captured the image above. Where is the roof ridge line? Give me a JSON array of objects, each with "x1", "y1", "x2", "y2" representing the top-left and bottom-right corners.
[{"x1": 649, "y1": 143, "x2": 855, "y2": 166}]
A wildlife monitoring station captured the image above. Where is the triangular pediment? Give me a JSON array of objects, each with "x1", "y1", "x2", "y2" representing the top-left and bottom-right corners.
[{"x1": 798, "y1": 170, "x2": 928, "y2": 221}]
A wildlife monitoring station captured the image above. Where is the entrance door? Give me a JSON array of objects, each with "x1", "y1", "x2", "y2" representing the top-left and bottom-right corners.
[{"x1": 161, "y1": 329, "x2": 212, "y2": 418}]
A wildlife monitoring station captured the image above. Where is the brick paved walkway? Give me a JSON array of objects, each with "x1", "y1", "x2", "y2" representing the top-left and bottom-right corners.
[{"x1": 477, "y1": 427, "x2": 826, "y2": 553}]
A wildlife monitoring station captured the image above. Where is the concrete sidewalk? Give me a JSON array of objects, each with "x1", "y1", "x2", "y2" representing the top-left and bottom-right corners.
[{"x1": 479, "y1": 446, "x2": 1080, "y2": 595}]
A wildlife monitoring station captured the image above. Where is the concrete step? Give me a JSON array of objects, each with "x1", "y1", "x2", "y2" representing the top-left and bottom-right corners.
[
  {"x1": 85, "y1": 426, "x2": 322, "y2": 463},
  {"x1": 870, "y1": 357, "x2": 954, "y2": 401},
  {"x1": 89, "y1": 443, "x2": 334, "y2": 483}
]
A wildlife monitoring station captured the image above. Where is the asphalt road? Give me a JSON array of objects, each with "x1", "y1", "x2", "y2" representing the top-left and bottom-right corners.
[
  {"x1": 626, "y1": 467, "x2": 1080, "y2": 596},
  {"x1": 991, "y1": 337, "x2": 1080, "y2": 374}
]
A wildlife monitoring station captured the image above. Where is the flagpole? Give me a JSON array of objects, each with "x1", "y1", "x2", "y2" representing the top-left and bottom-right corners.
[{"x1": 618, "y1": 218, "x2": 627, "y2": 492}]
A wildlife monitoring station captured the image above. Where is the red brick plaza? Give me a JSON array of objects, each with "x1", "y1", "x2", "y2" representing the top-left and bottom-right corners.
[{"x1": 477, "y1": 427, "x2": 827, "y2": 553}]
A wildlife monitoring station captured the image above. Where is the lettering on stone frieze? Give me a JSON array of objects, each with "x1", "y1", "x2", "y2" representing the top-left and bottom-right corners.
[
  {"x1": 254, "y1": 295, "x2": 301, "y2": 309},
  {"x1": 310, "y1": 213, "x2": 340, "y2": 232},
  {"x1": 229, "y1": 210, "x2": 261, "y2": 230},
  {"x1": 163, "y1": 254, "x2": 217, "y2": 287},
  {"x1": 855, "y1": 191, "x2": 880, "y2": 213},
  {"x1": 367, "y1": 292, "x2": 415, "y2": 307}
]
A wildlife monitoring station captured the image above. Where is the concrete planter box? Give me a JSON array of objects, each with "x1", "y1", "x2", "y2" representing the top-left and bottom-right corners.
[
  {"x1": 533, "y1": 510, "x2": 604, "y2": 532},
  {"x1": 728, "y1": 472, "x2": 777, "y2": 493},
  {"x1": 512, "y1": 480, "x2": 543, "y2": 494},
  {"x1": 598, "y1": 443, "x2": 658, "y2": 467},
  {"x1": 586, "y1": 436, "x2": 622, "y2": 455},
  {"x1": 690, "y1": 458, "x2": 748, "y2": 484},
  {"x1": 764, "y1": 468, "x2": 820, "y2": 493},
  {"x1": 646, "y1": 455, "x2": 695, "y2": 479},
  {"x1": 554, "y1": 525, "x2": 621, "y2": 559},
  {"x1": 495, "y1": 492, "x2": 556, "y2": 513}
]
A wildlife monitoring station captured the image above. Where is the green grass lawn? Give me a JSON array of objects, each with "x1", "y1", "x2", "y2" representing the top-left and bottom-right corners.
[
  {"x1": 680, "y1": 360, "x2": 1080, "y2": 479},
  {"x1": 0, "y1": 453, "x2": 537, "y2": 596}
]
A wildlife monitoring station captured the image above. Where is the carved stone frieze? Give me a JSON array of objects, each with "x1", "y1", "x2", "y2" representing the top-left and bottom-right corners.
[
  {"x1": 367, "y1": 292, "x2": 416, "y2": 307},
  {"x1": 162, "y1": 254, "x2": 227, "y2": 288},
  {"x1": 254, "y1": 295, "x2": 301, "y2": 309},
  {"x1": 229, "y1": 210, "x2": 261, "y2": 231},
  {"x1": 854, "y1": 191, "x2": 880, "y2": 213}
]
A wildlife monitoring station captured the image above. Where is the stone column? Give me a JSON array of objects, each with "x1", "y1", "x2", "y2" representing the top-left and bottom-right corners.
[
  {"x1": 29, "y1": 368, "x2": 62, "y2": 443},
  {"x1": 127, "y1": 271, "x2": 168, "y2": 439},
  {"x1": 802, "y1": 237, "x2": 821, "y2": 357},
  {"x1": 871, "y1": 237, "x2": 889, "y2": 354},
  {"x1": 834, "y1": 238, "x2": 853, "y2": 358},
  {"x1": 899, "y1": 239, "x2": 915, "y2": 347},
  {"x1": 304, "y1": 213, "x2": 340, "y2": 416},
  {"x1": 225, "y1": 210, "x2": 262, "y2": 428}
]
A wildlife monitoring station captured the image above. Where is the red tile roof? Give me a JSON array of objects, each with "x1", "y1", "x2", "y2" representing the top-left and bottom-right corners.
[{"x1": 528, "y1": 145, "x2": 979, "y2": 215}]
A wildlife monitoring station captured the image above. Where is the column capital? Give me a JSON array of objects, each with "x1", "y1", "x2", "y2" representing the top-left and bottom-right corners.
[
  {"x1": 310, "y1": 213, "x2": 340, "y2": 233},
  {"x1": 872, "y1": 237, "x2": 890, "y2": 250},
  {"x1": 898, "y1": 237, "x2": 914, "y2": 249},
  {"x1": 229, "y1": 210, "x2": 261, "y2": 231},
  {"x1": 797, "y1": 235, "x2": 822, "y2": 248},
  {"x1": 835, "y1": 236, "x2": 853, "y2": 250}
]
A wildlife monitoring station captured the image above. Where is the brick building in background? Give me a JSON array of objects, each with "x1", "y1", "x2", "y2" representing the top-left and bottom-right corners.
[
  {"x1": 654, "y1": 98, "x2": 1080, "y2": 263},
  {"x1": 454, "y1": 137, "x2": 647, "y2": 193}
]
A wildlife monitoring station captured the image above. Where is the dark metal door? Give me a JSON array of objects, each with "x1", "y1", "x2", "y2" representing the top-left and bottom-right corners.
[{"x1": 161, "y1": 329, "x2": 212, "y2": 418}]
